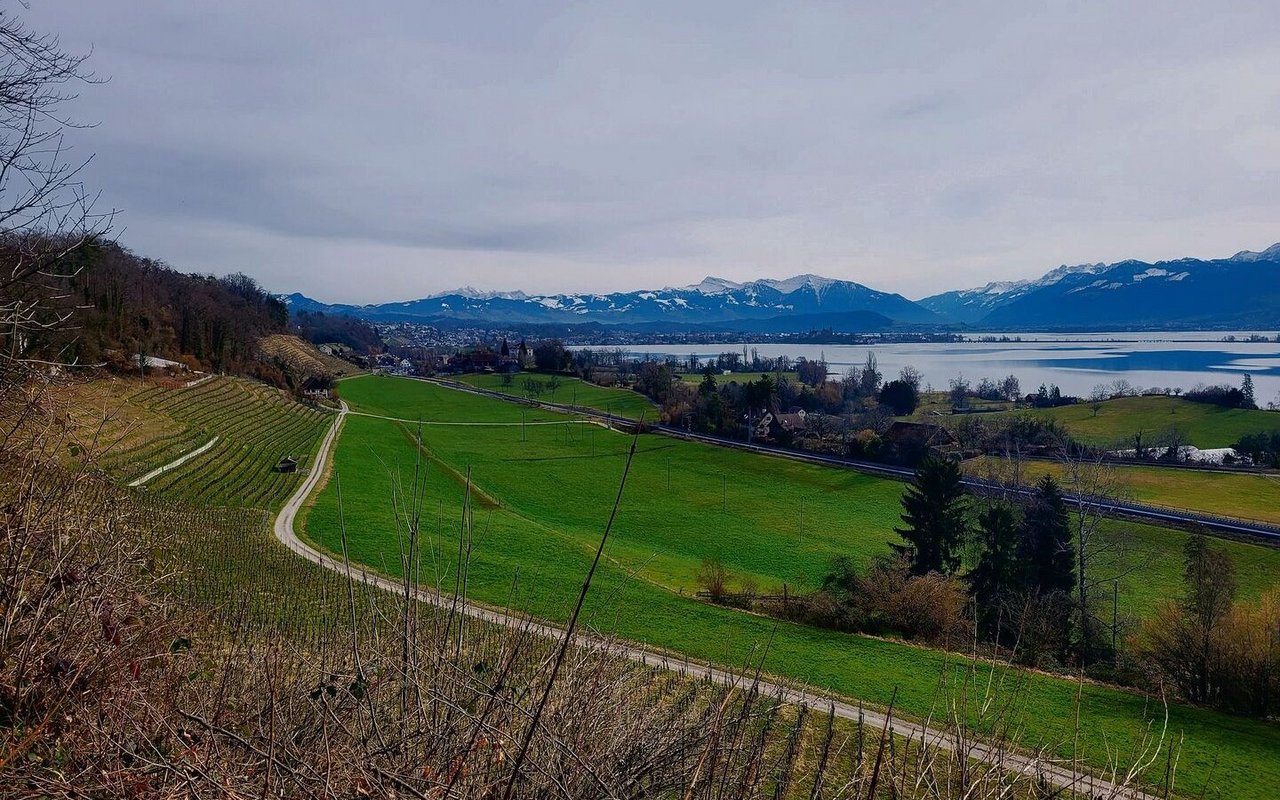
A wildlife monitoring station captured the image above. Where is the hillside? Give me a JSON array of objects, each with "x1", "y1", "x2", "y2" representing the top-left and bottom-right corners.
[
  {"x1": 259, "y1": 334, "x2": 362, "y2": 379},
  {"x1": 48, "y1": 240, "x2": 291, "y2": 374},
  {"x1": 20, "y1": 374, "x2": 331, "y2": 510},
  {"x1": 983, "y1": 394, "x2": 1280, "y2": 448}
]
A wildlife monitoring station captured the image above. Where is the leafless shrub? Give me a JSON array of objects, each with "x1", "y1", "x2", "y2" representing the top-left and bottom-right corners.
[{"x1": 698, "y1": 556, "x2": 730, "y2": 600}]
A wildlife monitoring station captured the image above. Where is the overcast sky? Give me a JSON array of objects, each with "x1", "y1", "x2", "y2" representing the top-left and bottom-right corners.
[{"x1": 24, "y1": 1, "x2": 1280, "y2": 303}]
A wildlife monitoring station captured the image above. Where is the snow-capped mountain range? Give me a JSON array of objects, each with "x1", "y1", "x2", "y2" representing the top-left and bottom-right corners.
[
  {"x1": 283, "y1": 244, "x2": 1280, "y2": 331},
  {"x1": 919, "y1": 244, "x2": 1280, "y2": 328},
  {"x1": 283, "y1": 273, "x2": 939, "y2": 329}
]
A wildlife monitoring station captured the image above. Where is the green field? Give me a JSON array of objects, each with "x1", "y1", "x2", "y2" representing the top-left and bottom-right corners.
[
  {"x1": 996, "y1": 395, "x2": 1280, "y2": 448},
  {"x1": 454, "y1": 372, "x2": 657, "y2": 419},
  {"x1": 675, "y1": 370, "x2": 801, "y2": 386},
  {"x1": 968, "y1": 455, "x2": 1280, "y2": 527},
  {"x1": 303, "y1": 375, "x2": 1280, "y2": 798}
]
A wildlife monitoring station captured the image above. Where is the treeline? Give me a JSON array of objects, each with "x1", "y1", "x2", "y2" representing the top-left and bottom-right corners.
[
  {"x1": 17, "y1": 238, "x2": 290, "y2": 376},
  {"x1": 701, "y1": 456, "x2": 1280, "y2": 719},
  {"x1": 1233, "y1": 430, "x2": 1280, "y2": 467},
  {"x1": 290, "y1": 310, "x2": 383, "y2": 353},
  {"x1": 1184, "y1": 376, "x2": 1258, "y2": 410},
  {"x1": 738, "y1": 459, "x2": 1101, "y2": 668}
]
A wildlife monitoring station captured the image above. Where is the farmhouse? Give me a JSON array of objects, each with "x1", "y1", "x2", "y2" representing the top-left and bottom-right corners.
[
  {"x1": 273, "y1": 456, "x2": 299, "y2": 473},
  {"x1": 776, "y1": 411, "x2": 807, "y2": 432},
  {"x1": 883, "y1": 421, "x2": 957, "y2": 449},
  {"x1": 300, "y1": 375, "x2": 333, "y2": 399},
  {"x1": 754, "y1": 410, "x2": 806, "y2": 439}
]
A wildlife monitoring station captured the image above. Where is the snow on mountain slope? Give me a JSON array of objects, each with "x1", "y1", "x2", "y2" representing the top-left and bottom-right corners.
[
  {"x1": 284, "y1": 274, "x2": 940, "y2": 328},
  {"x1": 921, "y1": 245, "x2": 1280, "y2": 329}
]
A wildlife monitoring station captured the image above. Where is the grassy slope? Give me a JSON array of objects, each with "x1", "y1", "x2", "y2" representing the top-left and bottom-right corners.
[
  {"x1": 259, "y1": 333, "x2": 362, "y2": 377},
  {"x1": 998, "y1": 395, "x2": 1280, "y2": 448},
  {"x1": 304, "y1": 376, "x2": 1280, "y2": 798},
  {"x1": 337, "y1": 376, "x2": 1280, "y2": 615},
  {"x1": 967, "y1": 455, "x2": 1280, "y2": 528},
  {"x1": 455, "y1": 373, "x2": 657, "y2": 419},
  {"x1": 675, "y1": 371, "x2": 802, "y2": 386}
]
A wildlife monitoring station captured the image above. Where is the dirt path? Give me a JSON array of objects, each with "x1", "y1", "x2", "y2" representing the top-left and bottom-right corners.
[
  {"x1": 127, "y1": 436, "x2": 219, "y2": 487},
  {"x1": 272, "y1": 401, "x2": 1157, "y2": 800}
]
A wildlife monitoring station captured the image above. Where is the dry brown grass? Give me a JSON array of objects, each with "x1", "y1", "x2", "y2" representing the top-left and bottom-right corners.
[{"x1": 260, "y1": 334, "x2": 362, "y2": 379}]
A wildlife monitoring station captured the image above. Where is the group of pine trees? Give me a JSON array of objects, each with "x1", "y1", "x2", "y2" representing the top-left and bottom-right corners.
[{"x1": 894, "y1": 455, "x2": 1083, "y2": 663}]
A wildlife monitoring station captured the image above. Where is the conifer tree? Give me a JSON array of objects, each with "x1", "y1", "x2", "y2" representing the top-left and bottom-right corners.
[
  {"x1": 1017, "y1": 475, "x2": 1075, "y2": 595},
  {"x1": 893, "y1": 455, "x2": 968, "y2": 575},
  {"x1": 967, "y1": 502, "x2": 1019, "y2": 641}
]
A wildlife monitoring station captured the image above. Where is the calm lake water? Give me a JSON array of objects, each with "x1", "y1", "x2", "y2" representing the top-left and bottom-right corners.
[{"x1": 602, "y1": 332, "x2": 1280, "y2": 407}]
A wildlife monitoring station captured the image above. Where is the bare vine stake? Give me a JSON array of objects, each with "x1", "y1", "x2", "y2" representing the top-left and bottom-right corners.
[{"x1": 502, "y1": 413, "x2": 645, "y2": 799}]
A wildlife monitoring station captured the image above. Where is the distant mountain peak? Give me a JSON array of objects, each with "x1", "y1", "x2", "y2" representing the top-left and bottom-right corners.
[
  {"x1": 1229, "y1": 243, "x2": 1280, "y2": 263},
  {"x1": 680, "y1": 276, "x2": 744, "y2": 294},
  {"x1": 757, "y1": 274, "x2": 840, "y2": 294},
  {"x1": 428, "y1": 286, "x2": 529, "y2": 301},
  {"x1": 920, "y1": 243, "x2": 1280, "y2": 328},
  {"x1": 280, "y1": 271, "x2": 939, "y2": 328}
]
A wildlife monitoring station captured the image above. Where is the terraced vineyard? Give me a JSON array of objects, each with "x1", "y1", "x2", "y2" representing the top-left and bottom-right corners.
[
  {"x1": 138, "y1": 378, "x2": 332, "y2": 509},
  {"x1": 41, "y1": 375, "x2": 334, "y2": 511},
  {"x1": 259, "y1": 333, "x2": 361, "y2": 378}
]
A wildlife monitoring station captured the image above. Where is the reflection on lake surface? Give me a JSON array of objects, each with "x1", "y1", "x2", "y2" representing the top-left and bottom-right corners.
[{"x1": 598, "y1": 332, "x2": 1280, "y2": 407}]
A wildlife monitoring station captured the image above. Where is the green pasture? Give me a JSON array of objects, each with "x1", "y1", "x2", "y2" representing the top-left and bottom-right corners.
[
  {"x1": 967, "y1": 455, "x2": 1280, "y2": 529},
  {"x1": 675, "y1": 370, "x2": 801, "y2": 386},
  {"x1": 997, "y1": 395, "x2": 1280, "y2": 448},
  {"x1": 302, "y1": 375, "x2": 1280, "y2": 797},
  {"x1": 455, "y1": 372, "x2": 658, "y2": 419}
]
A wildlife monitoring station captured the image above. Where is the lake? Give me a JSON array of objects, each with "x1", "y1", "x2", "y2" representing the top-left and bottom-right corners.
[{"x1": 597, "y1": 332, "x2": 1280, "y2": 407}]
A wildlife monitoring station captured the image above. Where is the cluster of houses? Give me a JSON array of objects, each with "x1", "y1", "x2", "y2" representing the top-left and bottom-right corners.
[
  {"x1": 439, "y1": 339, "x2": 531, "y2": 375},
  {"x1": 356, "y1": 339, "x2": 533, "y2": 378}
]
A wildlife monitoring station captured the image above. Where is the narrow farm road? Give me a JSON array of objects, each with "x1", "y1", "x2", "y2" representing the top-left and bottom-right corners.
[
  {"x1": 128, "y1": 436, "x2": 219, "y2": 487},
  {"x1": 273, "y1": 400, "x2": 1157, "y2": 800}
]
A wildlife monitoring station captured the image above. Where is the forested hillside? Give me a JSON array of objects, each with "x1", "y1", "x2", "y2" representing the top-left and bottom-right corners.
[
  {"x1": 67, "y1": 240, "x2": 288, "y2": 372},
  {"x1": 7, "y1": 236, "x2": 288, "y2": 376}
]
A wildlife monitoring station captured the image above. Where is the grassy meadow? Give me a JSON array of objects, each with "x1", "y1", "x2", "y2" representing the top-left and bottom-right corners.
[
  {"x1": 674, "y1": 370, "x2": 802, "y2": 386},
  {"x1": 454, "y1": 372, "x2": 657, "y2": 419},
  {"x1": 995, "y1": 395, "x2": 1280, "y2": 448},
  {"x1": 967, "y1": 455, "x2": 1280, "y2": 528},
  {"x1": 302, "y1": 375, "x2": 1280, "y2": 798}
]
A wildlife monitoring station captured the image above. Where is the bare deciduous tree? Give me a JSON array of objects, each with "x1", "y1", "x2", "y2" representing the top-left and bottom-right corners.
[
  {"x1": 0, "y1": 11, "x2": 112, "y2": 379},
  {"x1": 1056, "y1": 443, "x2": 1138, "y2": 663}
]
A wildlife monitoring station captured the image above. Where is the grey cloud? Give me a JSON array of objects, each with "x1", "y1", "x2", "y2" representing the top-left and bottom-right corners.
[{"x1": 21, "y1": 1, "x2": 1280, "y2": 303}]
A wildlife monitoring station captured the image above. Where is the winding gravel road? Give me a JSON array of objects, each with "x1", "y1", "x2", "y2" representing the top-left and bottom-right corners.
[{"x1": 272, "y1": 399, "x2": 1158, "y2": 799}]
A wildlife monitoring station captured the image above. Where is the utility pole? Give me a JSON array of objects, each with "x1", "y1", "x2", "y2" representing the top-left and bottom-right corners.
[
  {"x1": 722, "y1": 473, "x2": 727, "y2": 512},
  {"x1": 1112, "y1": 579, "x2": 1119, "y2": 659},
  {"x1": 666, "y1": 456, "x2": 671, "y2": 491},
  {"x1": 521, "y1": 409, "x2": 526, "y2": 442}
]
